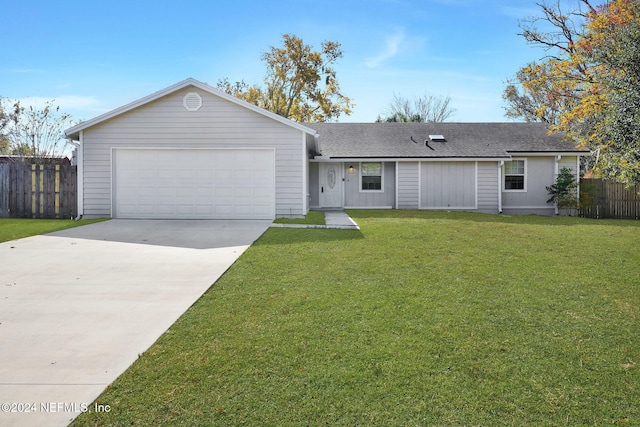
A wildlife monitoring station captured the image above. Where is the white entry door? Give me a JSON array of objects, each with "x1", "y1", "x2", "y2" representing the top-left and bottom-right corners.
[{"x1": 319, "y1": 163, "x2": 343, "y2": 208}]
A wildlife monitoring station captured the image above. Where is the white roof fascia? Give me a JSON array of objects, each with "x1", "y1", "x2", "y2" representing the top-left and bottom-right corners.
[
  {"x1": 310, "y1": 157, "x2": 511, "y2": 163},
  {"x1": 507, "y1": 151, "x2": 590, "y2": 157},
  {"x1": 64, "y1": 77, "x2": 318, "y2": 140}
]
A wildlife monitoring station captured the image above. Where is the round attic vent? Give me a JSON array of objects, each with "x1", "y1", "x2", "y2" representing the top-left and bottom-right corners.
[{"x1": 183, "y1": 92, "x2": 203, "y2": 111}]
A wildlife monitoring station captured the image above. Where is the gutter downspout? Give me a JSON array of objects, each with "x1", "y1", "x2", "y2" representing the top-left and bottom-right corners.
[
  {"x1": 554, "y1": 155, "x2": 561, "y2": 215},
  {"x1": 66, "y1": 131, "x2": 84, "y2": 220},
  {"x1": 302, "y1": 133, "x2": 308, "y2": 216},
  {"x1": 498, "y1": 161, "x2": 504, "y2": 213},
  {"x1": 313, "y1": 132, "x2": 321, "y2": 157}
]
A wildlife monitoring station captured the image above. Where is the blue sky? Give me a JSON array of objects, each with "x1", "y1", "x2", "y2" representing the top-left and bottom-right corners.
[{"x1": 2, "y1": 0, "x2": 585, "y2": 124}]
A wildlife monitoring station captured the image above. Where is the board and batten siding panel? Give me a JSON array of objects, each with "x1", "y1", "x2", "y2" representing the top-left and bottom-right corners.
[
  {"x1": 420, "y1": 162, "x2": 476, "y2": 209},
  {"x1": 477, "y1": 162, "x2": 499, "y2": 213},
  {"x1": 397, "y1": 162, "x2": 420, "y2": 209},
  {"x1": 81, "y1": 87, "x2": 306, "y2": 218}
]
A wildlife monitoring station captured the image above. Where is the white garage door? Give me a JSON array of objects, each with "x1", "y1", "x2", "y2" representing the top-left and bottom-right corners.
[{"x1": 113, "y1": 148, "x2": 275, "y2": 219}]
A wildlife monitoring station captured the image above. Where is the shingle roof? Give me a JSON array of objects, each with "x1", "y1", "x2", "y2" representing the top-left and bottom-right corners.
[{"x1": 304, "y1": 122, "x2": 586, "y2": 159}]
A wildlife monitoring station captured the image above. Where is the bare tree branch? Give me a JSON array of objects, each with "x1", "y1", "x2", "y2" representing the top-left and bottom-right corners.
[
  {"x1": 379, "y1": 93, "x2": 456, "y2": 123},
  {"x1": 0, "y1": 98, "x2": 75, "y2": 162}
]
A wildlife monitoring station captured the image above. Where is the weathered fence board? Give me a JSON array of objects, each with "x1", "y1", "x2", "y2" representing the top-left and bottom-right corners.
[
  {"x1": 580, "y1": 178, "x2": 640, "y2": 220},
  {"x1": 0, "y1": 163, "x2": 77, "y2": 218},
  {"x1": 0, "y1": 164, "x2": 7, "y2": 215}
]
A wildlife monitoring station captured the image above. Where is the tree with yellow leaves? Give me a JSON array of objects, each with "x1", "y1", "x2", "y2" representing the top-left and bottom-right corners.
[
  {"x1": 218, "y1": 34, "x2": 353, "y2": 123},
  {"x1": 570, "y1": 0, "x2": 640, "y2": 185},
  {"x1": 503, "y1": 0, "x2": 596, "y2": 125},
  {"x1": 504, "y1": 0, "x2": 640, "y2": 186}
]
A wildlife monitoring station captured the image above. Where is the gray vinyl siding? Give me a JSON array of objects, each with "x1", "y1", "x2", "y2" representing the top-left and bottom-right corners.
[
  {"x1": 559, "y1": 156, "x2": 579, "y2": 177},
  {"x1": 477, "y1": 162, "x2": 499, "y2": 213},
  {"x1": 81, "y1": 87, "x2": 306, "y2": 218},
  {"x1": 558, "y1": 155, "x2": 580, "y2": 194},
  {"x1": 81, "y1": 146, "x2": 112, "y2": 217},
  {"x1": 420, "y1": 162, "x2": 476, "y2": 209},
  {"x1": 559, "y1": 155, "x2": 580, "y2": 208},
  {"x1": 344, "y1": 162, "x2": 395, "y2": 208},
  {"x1": 397, "y1": 162, "x2": 420, "y2": 209},
  {"x1": 308, "y1": 162, "x2": 319, "y2": 208},
  {"x1": 502, "y1": 156, "x2": 555, "y2": 214}
]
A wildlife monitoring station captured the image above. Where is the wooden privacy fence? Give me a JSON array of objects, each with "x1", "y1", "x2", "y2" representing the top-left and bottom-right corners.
[
  {"x1": 580, "y1": 178, "x2": 640, "y2": 219},
  {"x1": 0, "y1": 163, "x2": 77, "y2": 219}
]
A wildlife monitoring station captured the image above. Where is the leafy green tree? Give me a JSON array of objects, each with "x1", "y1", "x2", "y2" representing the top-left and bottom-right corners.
[
  {"x1": 377, "y1": 93, "x2": 455, "y2": 122},
  {"x1": 584, "y1": 10, "x2": 640, "y2": 185},
  {"x1": 218, "y1": 34, "x2": 353, "y2": 122},
  {"x1": 547, "y1": 167, "x2": 578, "y2": 212}
]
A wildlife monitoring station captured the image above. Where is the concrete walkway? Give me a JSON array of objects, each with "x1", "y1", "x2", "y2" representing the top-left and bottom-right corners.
[
  {"x1": 270, "y1": 210, "x2": 359, "y2": 230},
  {"x1": 0, "y1": 220, "x2": 270, "y2": 427}
]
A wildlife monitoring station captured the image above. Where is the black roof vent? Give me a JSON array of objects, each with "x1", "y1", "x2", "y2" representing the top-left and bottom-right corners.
[{"x1": 410, "y1": 135, "x2": 436, "y2": 150}]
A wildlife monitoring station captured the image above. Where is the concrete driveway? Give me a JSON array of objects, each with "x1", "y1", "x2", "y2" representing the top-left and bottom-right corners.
[{"x1": 0, "y1": 219, "x2": 270, "y2": 427}]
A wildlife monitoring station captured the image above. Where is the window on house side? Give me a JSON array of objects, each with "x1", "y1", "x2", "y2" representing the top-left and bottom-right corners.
[
  {"x1": 361, "y1": 162, "x2": 382, "y2": 191},
  {"x1": 504, "y1": 160, "x2": 526, "y2": 191}
]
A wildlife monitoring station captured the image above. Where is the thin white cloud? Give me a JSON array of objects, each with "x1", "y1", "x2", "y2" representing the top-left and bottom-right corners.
[{"x1": 365, "y1": 30, "x2": 406, "y2": 68}]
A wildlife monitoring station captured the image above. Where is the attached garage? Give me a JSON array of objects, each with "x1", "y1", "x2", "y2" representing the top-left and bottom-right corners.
[
  {"x1": 64, "y1": 78, "x2": 318, "y2": 220},
  {"x1": 113, "y1": 148, "x2": 275, "y2": 219}
]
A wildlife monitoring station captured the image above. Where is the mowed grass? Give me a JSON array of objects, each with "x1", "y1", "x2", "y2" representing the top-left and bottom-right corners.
[
  {"x1": 0, "y1": 218, "x2": 107, "y2": 243},
  {"x1": 72, "y1": 211, "x2": 639, "y2": 426}
]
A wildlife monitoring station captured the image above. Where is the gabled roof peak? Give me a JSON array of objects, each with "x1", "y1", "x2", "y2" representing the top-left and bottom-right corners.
[{"x1": 64, "y1": 78, "x2": 317, "y2": 140}]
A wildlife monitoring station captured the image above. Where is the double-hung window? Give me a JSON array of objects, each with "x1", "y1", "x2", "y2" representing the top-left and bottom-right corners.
[
  {"x1": 504, "y1": 159, "x2": 526, "y2": 191},
  {"x1": 361, "y1": 162, "x2": 383, "y2": 191}
]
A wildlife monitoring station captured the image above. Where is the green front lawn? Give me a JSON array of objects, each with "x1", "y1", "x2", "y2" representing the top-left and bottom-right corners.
[
  {"x1": 72, "y1": 211, "x2": 639, "y2": 426},
  {"x1": 0, "y1": 218, "x2": 107, "y2": 243}
]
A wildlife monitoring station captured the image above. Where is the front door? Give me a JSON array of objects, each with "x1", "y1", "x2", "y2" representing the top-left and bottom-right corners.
[{"x1": 319, "y1": 163, "x2": 343, "y2": 208}]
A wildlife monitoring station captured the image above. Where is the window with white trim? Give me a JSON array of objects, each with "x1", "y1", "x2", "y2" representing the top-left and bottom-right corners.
[
  {"x1": 361, "y1": 162, "x2": 382, "y2": 191},
  {"x1": 504, "y1": 159, "x2": 526, "y2": 191}
]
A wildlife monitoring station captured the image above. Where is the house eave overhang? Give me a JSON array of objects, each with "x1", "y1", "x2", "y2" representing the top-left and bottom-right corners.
[
  {"x1": 311, "y1": 156, "x2": 512, "y2": 162},
  {"x1": 506, "y1": 150, "x2": 590, "y2": 156},
  {"x1": 64, "y1": 77, "x2": 318, "y2": 141}
]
